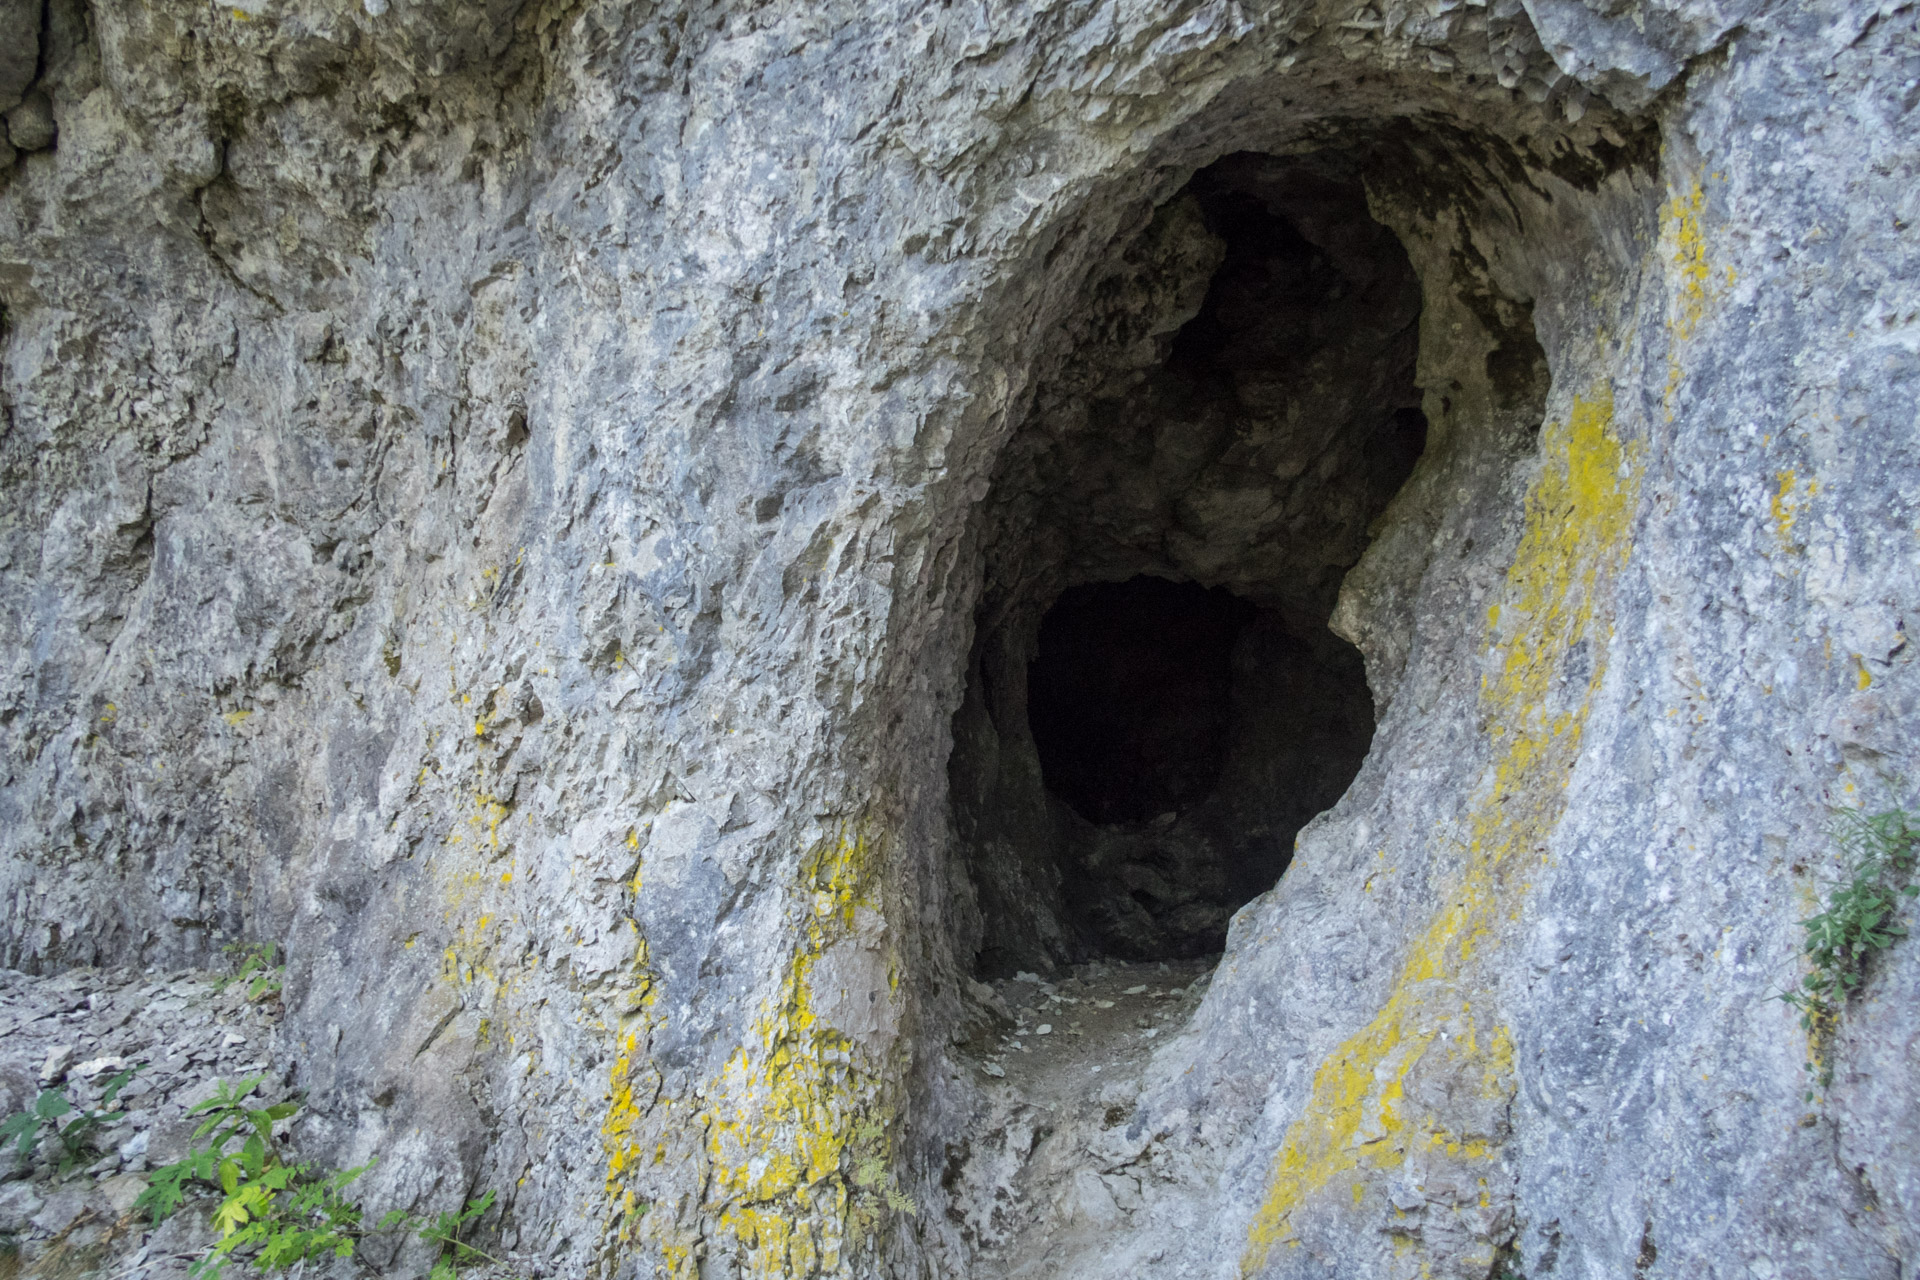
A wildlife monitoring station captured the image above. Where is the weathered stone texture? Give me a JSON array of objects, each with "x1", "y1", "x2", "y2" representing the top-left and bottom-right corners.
[{"x1": 1, "y1": 0, "x2": 1917, "y2": 1277}]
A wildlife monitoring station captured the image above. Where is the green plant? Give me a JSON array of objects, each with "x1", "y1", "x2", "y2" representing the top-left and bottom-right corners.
[
  {"x1": 215, "y1": 940, "x2": 284, "y2": 1002},
  {"x1": 137, "y1": 1075, "x2": 368, "y2": 1279},
  {"x1": 848, "y1": 1120, "x2": 917, "y2": 1216},
  {"x1": 386, "y1": 1188, "x2": 508, "y2": 1280},
  {"x1": 138, "y1": 1076, "x2": 516, "y2": 1279},
  {"x1": 1781, "y1": 803, "x2": 1919, "y2": 1091},
  {"x1": 0, "y1": 1066, "x2": 142, "y2": 1177}
]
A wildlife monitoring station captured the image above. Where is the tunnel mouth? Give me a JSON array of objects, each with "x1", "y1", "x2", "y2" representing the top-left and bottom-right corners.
[
  {"x1": 1027, "y1": 576, "x2": 1256, "y2": 828},
  {"x1": 951, "y1": 150, "x2": 1435, "y2": 976},
  {"x1": 1027, "y1": 576, "x2": 1377, "y2": 961}
]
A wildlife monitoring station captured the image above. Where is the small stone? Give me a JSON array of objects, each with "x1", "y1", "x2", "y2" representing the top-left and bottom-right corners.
[
  {"x1": 1123, "y1": 985, "x2": 1148, "y2": 995},
  {"x1": 72, "y1": 1055, "x2": 127, "y2": 1079},
  {"x1": 1095, "y1": 999, "x2": 1115, "y2": 1009},
  {"x1": 0, "y1": 1179, "x2": 44, "y2": 1233},
  {"x1": 1035, "y1": 1024, "x2": 1052, "y2": 1035},
  {"x1": 40, "y1": 1044, "x2": 76, "y2": 1081},
  {"x1": 4, "y1": 89, "x2": 53, "y2": 152},
  {"x1": 220, "y1": 1032, "x2": 245, "y2": 1049},
  {"x1": 30, "y1": 1185, "x2": 90, "y2": 1235},
  {"x1": 1058, "y1": 1168, "x2": 1121, "y2": 1228},
  {"x1": 99, "y1": 1172, "x2": 148, "y2": 1216},
  {"x1": 981, "y1": 1062, "x2": 1005, "y2": 1078}
]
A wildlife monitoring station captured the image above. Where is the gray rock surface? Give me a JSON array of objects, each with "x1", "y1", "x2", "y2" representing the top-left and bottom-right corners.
[{"x1": 2, "y1": 0, "x2": 1917, "y2": 1277}]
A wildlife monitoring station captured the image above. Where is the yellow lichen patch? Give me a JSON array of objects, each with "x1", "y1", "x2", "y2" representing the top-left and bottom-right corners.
[
  {"x1": 1240, "y1": 389, "x2": 1641, "y2": 1275},
  {"x1": 1771, "y1": 470, "x2": 1798, "y2": 545},
  {"x1": 594, "y1": 827, "x2": 900, "y2": 1276},
  {"x1": 601, "y1": 932, "x2": 662, "y2": 1207},
  {"x1": 1769, "y1": 470, "x2": 1819, "y2": 552},
  {"x1": 603, "y1": 1031, "x2": 652, "y2": 1182},
  {"x1": 691, "y1": 826, "x2": 899, "y2": 1277},
  {"x1": 1663, "y1": 180, "x2": 1712, "y2": 344}
]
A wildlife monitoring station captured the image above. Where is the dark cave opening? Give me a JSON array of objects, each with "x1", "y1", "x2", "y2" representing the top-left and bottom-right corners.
[
  {"x1": 953, "y1": 152, "x2": 1430, "y2": 975},
  {"x1": 1024, "y1": 577, "x2": 1381, "y2": 961},
  {"x1": 1027, "y1": 578, "x2": 1256, "y2": 828}
]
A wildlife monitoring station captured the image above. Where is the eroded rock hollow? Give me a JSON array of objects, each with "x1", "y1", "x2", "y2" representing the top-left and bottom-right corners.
[
  {"x1": 953, "y1": 157, "x2": 1417, "y2": 973},
  {"x1": 2, "y1": 1, "x2": 1918, "y2": 1278}
]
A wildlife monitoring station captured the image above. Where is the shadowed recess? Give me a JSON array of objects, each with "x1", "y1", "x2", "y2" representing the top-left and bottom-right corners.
[
  {"x1": 952, "y1": 152, "x2": 1430, "y2": 975},
  {"x1": 1028, "y1": 577, "x2": 1256, "y2": 827}
]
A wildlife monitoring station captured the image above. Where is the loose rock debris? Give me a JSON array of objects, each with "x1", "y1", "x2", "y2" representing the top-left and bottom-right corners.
[{"x1": 948, "y1": 957, "x2": 1218, "y2": 1275}]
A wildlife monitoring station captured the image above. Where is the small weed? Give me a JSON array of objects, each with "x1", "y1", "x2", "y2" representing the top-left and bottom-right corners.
[
  {"x1": 848, "y1": 1120, "x2": 917, "y2": 1218},
  {"x1": 138, "y1": 1075, "x2": 515, "y2": 1279},
  {"x1": 0, "y1": 1066, "x2": 142, "y2": 1178},
  {"x1": 214, "y1": 941, "x2": 284, "y2": 1003},
  {"x1": 387, "y1": 1188, "x2": 504, "y2": 1280},
  {"x1": 136, "y1": 1074, "x2": 365, "y2": 1279},
  {"x1": 1780, "y1": 804, "x2": 1919, "y2": 1091},
  {"x1": 1489, "y1": 1245, "x2": 1527, "y2": 1280}
]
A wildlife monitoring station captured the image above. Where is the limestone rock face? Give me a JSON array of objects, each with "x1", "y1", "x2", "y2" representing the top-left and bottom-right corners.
[{"x1": 1, "y1": 0, "x2": 1916, "y2": 1277}]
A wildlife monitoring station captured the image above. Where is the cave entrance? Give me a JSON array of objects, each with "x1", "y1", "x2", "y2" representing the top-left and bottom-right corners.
[
  {"x1": 1029, "y1": 577, "x2": 1255, "y2": 829},
  {"x1": 952, "y1": 151, "x2": 1429, "y2": 977},
  {"x1": 1026, "y1": 576, "x2": 1374, "y2": 960}
]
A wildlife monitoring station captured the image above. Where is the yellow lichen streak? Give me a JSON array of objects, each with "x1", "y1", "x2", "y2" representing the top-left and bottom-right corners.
[
  {"x1": 600, "y1": 929, "x2": 661, "y2": 1245},
  {"x1": 1663, "y1": 180, "x2": 1710, "y2": 344},
  {"x1": 1239, "y1": 388, "x2": 1641, "y2": 1276},
  {"x1": 694, "y1": 824, "x2": 900, "y2": 1277},
  {"x1": 1769, "y1": 471, "x2": 1817, "y2": 554},
  {"x1": 1772, "y1": 471, "x2": 1798, "y2": 545}
]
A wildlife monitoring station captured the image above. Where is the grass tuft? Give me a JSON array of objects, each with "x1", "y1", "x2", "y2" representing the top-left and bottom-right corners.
[{"x1": 1781, "y1": 804, "x2": 1918, "y2": 1092}]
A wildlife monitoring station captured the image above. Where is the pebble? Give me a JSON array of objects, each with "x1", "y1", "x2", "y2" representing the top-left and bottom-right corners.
[
  {"x1": 100, "y1": 1171, "x2": 149, "y2": 1215},
  {"x1": 39, "y1": 1044, "x2": 77, "y2": 1081}
]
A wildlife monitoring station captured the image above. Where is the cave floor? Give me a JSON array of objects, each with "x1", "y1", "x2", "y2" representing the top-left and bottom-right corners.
[{"x1": 954, "y1": 957, "x2": 1218, "y2": 1275}]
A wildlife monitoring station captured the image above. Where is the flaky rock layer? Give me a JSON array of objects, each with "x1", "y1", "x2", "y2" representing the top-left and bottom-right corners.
[{"x1": 2, "y1": 0, "x2": 1917, "y2": 1277}]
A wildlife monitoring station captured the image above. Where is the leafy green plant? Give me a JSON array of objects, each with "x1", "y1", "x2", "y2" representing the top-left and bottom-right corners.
[
  {"x1": 848, "y1": 1120, "x2": 917, "y2": 1217},
  {"x1": 1781, "y1": 803, "x2": 1919, "y2": 1090},
  {"x1": 215, "y1": 940, "x2": 284, "y2": 1003},
  {"x1": 136, "y1": 1075, "x2": 368, "y2": 1279},
  {"x1": 385, "y1": 1188, "x2": 507, "y2": 1280},
  {"x1": 137, "y1": 1076, "x2": 515, "y2": 1279},
  {"x1": 201, "y1": 1156, "x2": 369, "y2": 1279},
  {"x1": 0, "y1": 1066, "x2": 141, "y2": 1177}
]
